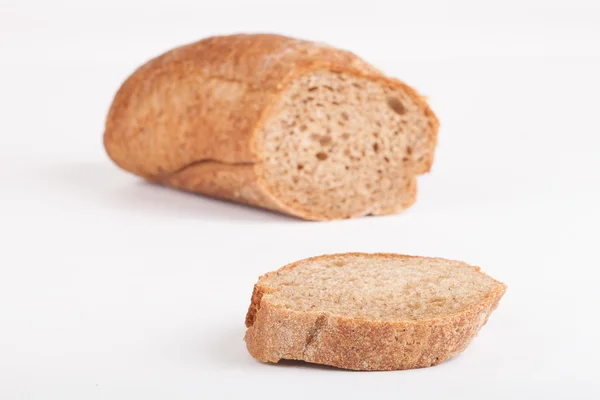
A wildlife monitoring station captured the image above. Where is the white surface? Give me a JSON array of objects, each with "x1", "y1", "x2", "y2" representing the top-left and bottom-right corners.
[{"x1": 1, "y1": 0, "x2": 599, "y2": 398}]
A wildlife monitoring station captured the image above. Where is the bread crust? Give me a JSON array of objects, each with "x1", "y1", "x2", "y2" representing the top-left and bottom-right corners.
[
  {"x1": 244, "y1": 253, "x2": 506, "y2": 371},
  {"x1": 104, "y1": 34, "x2": 439, "y2": 220}
]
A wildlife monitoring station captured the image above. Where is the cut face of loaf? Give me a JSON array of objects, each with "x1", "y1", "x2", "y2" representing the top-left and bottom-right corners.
[
  {"x1": 104, "y1": 34, "x2": 439, "y2": 220},
  {"x1": 245, "y1": 253, "x2": 506, "y2": 371},
  {"x1": 255, "y1": 71, "x2": 434, "y2": 218}
]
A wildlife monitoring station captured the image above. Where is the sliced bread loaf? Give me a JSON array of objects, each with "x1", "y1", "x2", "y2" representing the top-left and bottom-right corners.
[
  {"x1": 104, "y1": 34, "x2": 439, "y2": 220},
  {"x1": 245, "y1": 253, "x2": 506, "y2": 371}
]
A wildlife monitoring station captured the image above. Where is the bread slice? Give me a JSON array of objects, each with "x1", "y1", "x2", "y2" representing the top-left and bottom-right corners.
[
  {"x1": 245, "y1": 253, "x2": 506, "y2": 371},
  {"x1": 104, "y1": 34, "x2": 439, "y2": 220}
]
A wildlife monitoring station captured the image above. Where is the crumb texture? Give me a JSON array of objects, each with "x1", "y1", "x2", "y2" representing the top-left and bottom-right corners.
[
  {"x1": 245, "y1": 253, "x2": 506, "y2": 370},
  {"x1": 261, "y1": 254, "x2": 497, "y2": 320},
  {"x1": 256, "y1": 71, "x2": 435, "y2": 219}
]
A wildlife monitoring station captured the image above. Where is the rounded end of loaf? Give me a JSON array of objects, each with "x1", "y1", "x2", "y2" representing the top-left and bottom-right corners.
[{"x1": 254, "y1": 70, "x2": 438, "y2": 221}]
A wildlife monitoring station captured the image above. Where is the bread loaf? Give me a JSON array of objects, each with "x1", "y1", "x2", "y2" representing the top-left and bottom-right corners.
[
  {"x1": 104, "y1": 34, "x2": 439, "y2": 220},
  {"x1": 245, "y1": 253, "x2": 506, "y2": 370}
]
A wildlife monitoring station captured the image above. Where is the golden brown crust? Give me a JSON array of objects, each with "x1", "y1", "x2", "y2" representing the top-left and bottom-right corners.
[
  {"x1": 244, "y1": 253, "x2": 506, "y2": 371},
  {"x1": 245, "y1": 284, "x2": 271, "y2": 328},
  {"x1": 104, "y1": 34, "x2": 439, "y2": 220}
]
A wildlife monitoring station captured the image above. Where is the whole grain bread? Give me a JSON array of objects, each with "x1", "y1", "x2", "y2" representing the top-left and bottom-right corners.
[
  {"x1": 245, "y1": 253, "x2": 506, "y2": 371},
  {"x1": 104, "y1": 34, "x2": 439, "y2": 220}
]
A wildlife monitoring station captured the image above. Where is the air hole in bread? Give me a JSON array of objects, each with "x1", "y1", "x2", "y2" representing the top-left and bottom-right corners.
[
  {"x1": 319, "y1": 136, "x2": 332, "y2": 146},
  {"x1": 387, "y1": 97, "x2": 406, "y2": 115},
  {"x1": 316, "y1": 152, "x2": 328, "y2": 161}
]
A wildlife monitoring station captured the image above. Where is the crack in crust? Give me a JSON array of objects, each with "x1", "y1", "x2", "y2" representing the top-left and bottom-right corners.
[
  {"x1": 155, "y1": 158, "x2": 256, "y2": 180},
  {"x1": 302, "y1": 314, "x2": 328, "y2": 357}
]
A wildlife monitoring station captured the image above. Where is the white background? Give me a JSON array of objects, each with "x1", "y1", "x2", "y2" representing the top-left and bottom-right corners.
[{"x1": 1, "y1": 0, "x2": 599, "y2": 398}]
